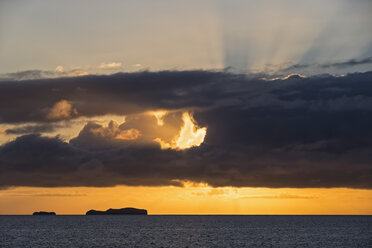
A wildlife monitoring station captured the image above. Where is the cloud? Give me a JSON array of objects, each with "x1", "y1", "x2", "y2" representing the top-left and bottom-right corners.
[
  {"x1": 241, "y1": 193, "x2": 318, "y2": 199},
  {"x1": 154, "y1": 112, "x2": 207, "y2": 150},
  {"x1": 98, "y1": 62, "x2": 122, "y2": 70},
  {"x1": 46, "y1": 100, "x2": 78, "y2": 120},
  {"x1": 55, "y1": 66, "x2": 64, "y2": 73},
  {"x1": 72, "y1": 119, "x2": 141, "y2": 145},
  {"x1": 282, "y1": 56, "x2": 372, "y2": 72},
  {"x1": 115, "y1": 128, "x2": 141, "y2": 140},
  {"x1": 0, "y1": 70, "x2": 372, "y2": 189},
  {"x1": 191, "y1": 188, "x2": 236, "y2": 197},
  {"x1": 0, "y1": 70, "x2": 58, "y2": 81},
  {"x1": 67, "y1": 69, "x2": 88, "y2": 77},
  {"x1": 3, "y1": 69, "x2": 368, "y2": 124},
  {"x1": 320, "y1": 56, "x2": 372, "y2": 69},
  {"x1": 0, "y1": 68, "x2": 88, "y2": 81},
  {"x1": 0, "y1": 70, "x2": 230, "y2": 123},
  {"x1": 6, "y1": 193, "x2": 87, "y2": 197},
  {"x1": 5, "y1": 124, "x2": 57, "y2": 135},
  {"x1": 151, "y1": 111, "x2": 167, "y2": 126},
  {"x1": 0, "y1": 128, "x2": 6, "y2": 135},
  {"x1": 0, "y1": 132, "x2": 371, "y2": 189}
]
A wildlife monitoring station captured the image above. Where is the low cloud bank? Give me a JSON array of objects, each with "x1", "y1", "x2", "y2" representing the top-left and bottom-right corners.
[{"x1": 0, "y1": 70, "x2": 372, "y2": 188}]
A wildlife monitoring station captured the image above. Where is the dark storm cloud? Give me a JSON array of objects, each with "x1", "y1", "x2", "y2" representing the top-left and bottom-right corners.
[
  {"x1": 0, "y1": 70, "x2": 231, "y2": 123},
  {"x1": 1, "y1": 70, "x2": 372, "y2": 123},
  {"x1": 1, "y1": 70, "x2": 372, "y2": 188},
  {"x1": 0, "y1": 134, "x2": 371, "y2": 189}
]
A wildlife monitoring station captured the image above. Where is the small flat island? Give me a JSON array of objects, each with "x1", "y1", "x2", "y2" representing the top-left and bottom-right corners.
[
  {"x1": 33, "y1": 211, "x2": 56, "y2": 215},
  {"x1": 86, "y1": 207, "x2": 147, "y2": 215}
]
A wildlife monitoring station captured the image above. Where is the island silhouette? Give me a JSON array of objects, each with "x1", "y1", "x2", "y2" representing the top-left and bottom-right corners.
[
  {"x1": 86, "y1": 207, "x2": 148, "y2": 215},
  {"x1": 33, "y1": 211, "x2": 56, "y2": 215}
]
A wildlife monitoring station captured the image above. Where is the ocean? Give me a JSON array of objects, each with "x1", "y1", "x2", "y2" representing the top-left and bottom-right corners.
[{"x1": 0, "y1": 215, "x2": 371, "y2": 247}]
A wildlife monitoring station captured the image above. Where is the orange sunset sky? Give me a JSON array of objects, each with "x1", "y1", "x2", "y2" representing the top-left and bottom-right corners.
[{"x1": 0, "y1": 0, "x2": 372, "y2": 215}]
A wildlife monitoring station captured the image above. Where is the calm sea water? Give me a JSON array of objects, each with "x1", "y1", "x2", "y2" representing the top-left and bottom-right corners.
[{"x1": 0, "y1": 215, "x2": 371, "y2": 247}]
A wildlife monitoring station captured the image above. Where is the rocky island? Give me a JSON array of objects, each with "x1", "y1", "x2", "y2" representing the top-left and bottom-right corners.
[
  {"x1": 33, "y1": 211, "x2": 56, "y2": 215},
  {"x1": 86, "y1": 207, "x2": 147, "y2": 215}
]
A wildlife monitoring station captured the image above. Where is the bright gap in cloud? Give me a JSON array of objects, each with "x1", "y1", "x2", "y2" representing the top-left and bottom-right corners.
[{"x1": 155, "y1": 112, "x2": 207, "y2": 150}]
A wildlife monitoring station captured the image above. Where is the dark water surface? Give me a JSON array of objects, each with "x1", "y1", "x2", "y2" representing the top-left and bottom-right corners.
[{"x1": 0, "y1": 215, "x2": 371, "y2": 247}]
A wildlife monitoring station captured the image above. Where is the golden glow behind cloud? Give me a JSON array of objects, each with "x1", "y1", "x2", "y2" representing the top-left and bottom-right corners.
[
  {"x1": 155, "y1": 112, "x2": 207, "y2": 150},
  {"x1": 151, "y1": 111, "x2": 167, "y2": 126}
]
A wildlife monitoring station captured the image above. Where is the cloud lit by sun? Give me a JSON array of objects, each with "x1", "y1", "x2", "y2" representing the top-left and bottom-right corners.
[
  {"x1": 151, "y1": 110, "x2": 167, "y2": 126},
  {"x1": 155, "y1": 112, "x2": 207, "y2": 150}
]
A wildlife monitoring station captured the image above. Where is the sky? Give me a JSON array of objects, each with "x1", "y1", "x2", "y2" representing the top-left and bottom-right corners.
[{"x1": 0, "y1": 0, "x2": 371, "y2": 214}]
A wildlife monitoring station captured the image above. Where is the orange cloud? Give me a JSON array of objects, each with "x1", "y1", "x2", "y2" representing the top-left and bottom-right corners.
[
  {"x1": 46, "y1": 100, "x2": 78, "y2": 120},
  {"x1": 89, "y1": 120, "x2": 141, "y2": 141},
  {"x1": 115, "y1": 128, "x2": 141, "y2": 140},
  {"x1": 0, "y1": 127, "x2": 6, "y2": 135}
]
